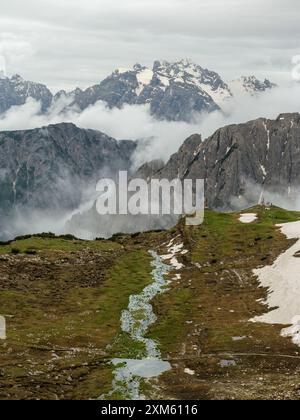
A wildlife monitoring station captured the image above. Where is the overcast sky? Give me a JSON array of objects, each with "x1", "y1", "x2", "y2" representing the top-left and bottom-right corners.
[{"x1": 0, "y1": 0, "x2": 299, "y2": 92}]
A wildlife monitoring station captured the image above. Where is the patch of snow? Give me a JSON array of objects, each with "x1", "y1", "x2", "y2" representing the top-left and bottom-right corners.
[
  {"x1": 137, "y1": 68, "x2": 153, "y2": 87},
  {"x1": 260, "y1": 164, "x2": 267, "y2": 177},
  {"x1": 117, "y1": 68, "x2": 129, "y2": 74},
  {"x1": 239, "y1": 213, "x2": 257, "y2": 224},
  {"x1": 174, "y1": 77, "x2": 184, "y2": 83},
  {"x1": 184, "y1": 368, "x2": 195, "y2": 376},
  {"x1": 169, "y1": 243, "x2": 184, "y2": 254},
  {"x1": 161, "y1": 240, "x2": 188, "y2": 270},
  {"x1": 157, "y1": 74, "x2": 170, "y2": 88},
  {"x1": 232, "y1": 336, "x2": 246, "y2": 342},
  {"x1": 199, "y1": 83, "x2": 232, "y2": 106},
  {"x1": 161, "y1": 253, "x2": 174, "y2": 260},
  {"x1": 252, "y1": 220, "x2": 300, "y2": 347},
  {"x1": 170, "y1": 257, "x2": 184, "y2": 270},
  {"x1": 263, "y1": 121, "x2": 271, "y2": 151}
]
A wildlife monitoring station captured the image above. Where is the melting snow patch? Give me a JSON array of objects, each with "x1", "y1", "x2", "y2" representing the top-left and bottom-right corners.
[
  {"x1": 184, "y1": 368, "x2": 195, "y2": 376},
  {"x1": 170, "y1": 257, "x2": 184, "y2": 270},
  {"x1": 239, "y1": 213, "x2": 257, "y2": 224},
  {"x1": 136, "y1": 68, "x2": 154, "y2": 95},
  {"x1": 232, "y1": 336, "x2": 246, "y2": 342},
  {"x1": 260, "y1": 164, "x2": 267, "y2": 177},
  {"x1": 252, "y1": 220, "x2": 300, "y2": 347},
  {"x1": 161, "y1": 240, "x2": 188, "y2": 270}
]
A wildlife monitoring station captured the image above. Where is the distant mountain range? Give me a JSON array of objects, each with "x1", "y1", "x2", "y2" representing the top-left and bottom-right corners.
[{"x1": 0, "y1": 59, "x2": 277, "y2": 122}]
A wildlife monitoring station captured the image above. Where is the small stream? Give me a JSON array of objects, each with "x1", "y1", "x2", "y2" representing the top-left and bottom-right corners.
[{"x1": 103, "y1": 251, "x2": 172, "y2": 400}]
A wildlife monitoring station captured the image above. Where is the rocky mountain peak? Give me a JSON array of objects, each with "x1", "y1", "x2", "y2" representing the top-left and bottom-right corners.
[
  {"x1": 0, "y1": 74, "x2": 53, "y2": 114},
  {"x1": 276, "y1": 112, "x2": 300, "y2": 122},
  {"x1": 153, "y1": 113, "x2": 300, "y2": 210},
  {"x1": 230, "y1": 75, "x2": 277, "y2": 95},
  {"x1": 11, "y1": 74, "x2": 23, "y2": 82},
  {"x1": 0, "y1": 123, "x2": 137, "y2": 228}
]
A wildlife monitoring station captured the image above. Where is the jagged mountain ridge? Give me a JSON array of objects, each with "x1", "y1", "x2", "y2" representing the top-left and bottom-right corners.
[
  {"x1": 230, "y1": 75, "x2": 277, "y2": 95},
  {"x1": 0, "y1": 123, "x2": 136, "y2": 214},
  {"x1": 0, "y1": 74, "x2": 53, "y2": 114},
  {"x1": 0, "y1": 60, "x2": 277, "y2": 122},
  {"x1": 153, "y1": 112, "x2": 300, "y2": 209},
  {"x1": 57, "y1": 60, "x2": 231, "y2": 121}
]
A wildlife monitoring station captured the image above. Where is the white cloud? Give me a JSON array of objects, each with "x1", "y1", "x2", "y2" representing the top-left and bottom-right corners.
[
  {"x1": 0, "y1": 33, "x2": 34, "y2": 72},
  {"x1": 0, "y1": 83, "x2": 299, "y2": 169}
]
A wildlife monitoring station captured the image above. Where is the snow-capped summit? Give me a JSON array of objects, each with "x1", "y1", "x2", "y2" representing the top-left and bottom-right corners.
[
  {"x1": 0, "y1": 70, "x2": 6, "y2": 80},
  {"x1": 230, "y1": 75, "x2": 277, "y2": 95},
  {"x1": 0, "y1": 61, "x2": 278, "y2": 122},
  {"x1": 151, "y1": 59, "x2": 232, "y2": 106},
  {"x1": 56, "y1": 59, "x2": 232, "y2": 122}
]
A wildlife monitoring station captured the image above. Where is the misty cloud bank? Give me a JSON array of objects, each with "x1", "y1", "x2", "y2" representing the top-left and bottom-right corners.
[
  {"x1": 0, "y1": 82, "x2": 300, "y2": 168},
  {"x1": 0, "y1": 82, "x2": 299, "y2": 240}
]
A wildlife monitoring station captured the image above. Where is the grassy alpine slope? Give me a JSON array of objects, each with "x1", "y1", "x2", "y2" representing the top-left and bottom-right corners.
[
  {"x1": 0, "y1": 234, "x2": 157, "y2": 399},
  {"x1": 149, "y1": 206, "x2": 300, "y2": 400},
  {"x1": 0, "y1": 207, "x2": 300, "y2": 399}
]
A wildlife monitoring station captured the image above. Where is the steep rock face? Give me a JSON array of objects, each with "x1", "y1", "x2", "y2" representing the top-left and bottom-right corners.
[
  {"x1": 154, "y1": 134, "x2": 202, "y2": 179},
  {"x1": 0, "y1": 74, "x2": 53, "y2": 114},
  {"x1": 134, "y1": 159, "x2": 165, "y2": 180},
  {"x1": 156, "y1": 113, "x2": 300, "y2": 209},
  {"x1": 0, "y1": 123, "x2": 136, "y2": 212}
]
